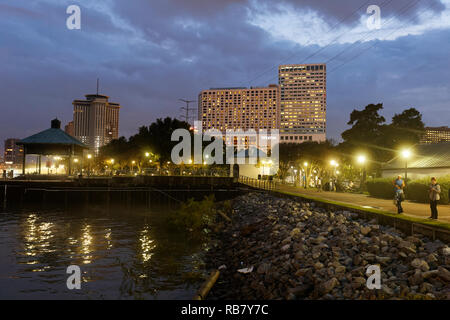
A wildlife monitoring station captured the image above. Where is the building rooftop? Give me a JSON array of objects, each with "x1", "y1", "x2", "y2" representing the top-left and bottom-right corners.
[
  {"x1": 383, "y1": 142, "x2": 450, "y2": 170},
  {"x1": 17, "y1": 119, "x2": 87, "y2": 148}
]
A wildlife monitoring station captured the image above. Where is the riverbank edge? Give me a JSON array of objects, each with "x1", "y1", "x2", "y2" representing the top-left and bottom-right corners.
[{"x1": 269, "y1": 189, "x2": 450, "y2": 243}]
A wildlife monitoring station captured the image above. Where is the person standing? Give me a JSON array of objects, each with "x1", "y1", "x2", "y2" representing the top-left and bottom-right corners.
[
  {"x1": 393, "y1": 175, "x2": 405, "y2": 214},
  {"x1": 429, "y1": 177, "x2": 441, "y2": 220}
]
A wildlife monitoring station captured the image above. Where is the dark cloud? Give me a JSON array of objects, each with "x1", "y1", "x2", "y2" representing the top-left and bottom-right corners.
[{"x1": 0, "y1": 0, "x2": 449, "y2": 152}]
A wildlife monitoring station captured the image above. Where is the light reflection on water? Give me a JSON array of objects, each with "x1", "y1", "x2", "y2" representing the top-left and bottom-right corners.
[{"x1": 0, "y1": 208, "x2": 205, "y2": 299}]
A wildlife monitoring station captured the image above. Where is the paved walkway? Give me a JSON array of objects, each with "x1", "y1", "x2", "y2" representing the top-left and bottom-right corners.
[{"x1": 275, "y1": 184, "x2": 450, "y2": 223}]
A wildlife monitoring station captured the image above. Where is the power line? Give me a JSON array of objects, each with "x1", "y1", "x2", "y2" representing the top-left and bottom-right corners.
[
  {"x1": 179, "y1": 98, "x2": 196, "y2": 124},
  {"x1": 258, "y1": 0, "x2": 399, "y2": 85},
  {"x1": 241, "y1": 0, "x2": 382, "y2": 87},
  {"x1": 328, "y1": 0, "x2": 438, "y2": 75},
  {"x1": 324, "y1": 0, "x2": 423, "y2": 67}
]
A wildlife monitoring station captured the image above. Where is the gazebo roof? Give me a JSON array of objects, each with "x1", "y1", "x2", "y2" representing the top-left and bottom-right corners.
[
  {"x1": 17, "y1": 119, "x2": 87, "y2": 148},
  {"x1": 382, "y1": 142, "x2": 450, "y2": 170}
]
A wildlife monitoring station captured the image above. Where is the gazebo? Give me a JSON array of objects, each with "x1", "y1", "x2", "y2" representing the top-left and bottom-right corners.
[{"x1": 17, "y1": 119, "x2": 88, "y2": 175}]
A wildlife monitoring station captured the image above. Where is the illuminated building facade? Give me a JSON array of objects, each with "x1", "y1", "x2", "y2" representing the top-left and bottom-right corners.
[
  {"x1": 4, "y1": 138, "x2": 23, "y2": 165},
  {"x1": 278, "y1": 63, "x2": 326, "y2": 143},
  {"x1": 72, "y1": 94, "x2": 120, "y2": 155},
  {"x1": 198, "y1": 85, "x2": 279, "y2": 132},
  {"x1": 420, "y1": 126, "x2": 450, "y2": 144}
]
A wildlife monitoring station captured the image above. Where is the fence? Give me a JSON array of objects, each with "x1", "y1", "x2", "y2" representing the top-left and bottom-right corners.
[{"x1": 239, "y1": 175, "x2": 276, "y2": 191}]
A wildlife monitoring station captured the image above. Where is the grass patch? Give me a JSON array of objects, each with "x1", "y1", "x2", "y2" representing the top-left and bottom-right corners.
[{"x1": 271, "y1": 189, "x2": 450, "y2": 231}]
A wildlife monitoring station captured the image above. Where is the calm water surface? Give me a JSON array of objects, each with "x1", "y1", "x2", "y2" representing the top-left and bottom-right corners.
[{"x1": 0, "y1": 207, "x2": 206, "y2": 299}]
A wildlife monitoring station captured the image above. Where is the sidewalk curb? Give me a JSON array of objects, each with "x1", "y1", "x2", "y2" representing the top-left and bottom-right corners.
[{"x1": 270, "y1": 189, "x2": 450, "y2": 243}]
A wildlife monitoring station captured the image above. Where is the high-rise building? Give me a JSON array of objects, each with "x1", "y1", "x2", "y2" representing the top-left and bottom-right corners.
[
  {"x1": 72, "y1": 94, "x2": 120, "y2": 155},
  {"x1": 420, "y1": 126, "x2": 450, "y2": 144},
  {"x1": 278, "y1": 63, "x2": 326, "y2": 143},
  {"x1": 65, "y1": 121, "x2": 74, "y2": 137},
  {"x1": 4, "y1": 138, "x2": 24, "y2": 165},
  {"x1": 198, "y1": 85, "x2": 279, "y2": 134}
]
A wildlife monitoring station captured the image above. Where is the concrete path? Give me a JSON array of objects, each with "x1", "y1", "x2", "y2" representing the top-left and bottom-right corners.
[{"x1": 276, "y1": 184, "x2": 450, "y2": 223}]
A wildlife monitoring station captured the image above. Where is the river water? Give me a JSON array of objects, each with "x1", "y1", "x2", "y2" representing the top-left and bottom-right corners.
[{"x1": 0, "y1": 206, "x2": 206, "y2": 299}]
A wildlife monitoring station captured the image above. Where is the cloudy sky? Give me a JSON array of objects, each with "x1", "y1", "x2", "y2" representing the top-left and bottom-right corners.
[{"x1": 1, "y1": 0, "x2": 449, "y2": 150}]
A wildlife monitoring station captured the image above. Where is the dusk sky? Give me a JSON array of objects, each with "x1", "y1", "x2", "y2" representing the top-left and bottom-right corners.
[{"x1": 1, "y1": 0, "x2": 450, "y2": 151}]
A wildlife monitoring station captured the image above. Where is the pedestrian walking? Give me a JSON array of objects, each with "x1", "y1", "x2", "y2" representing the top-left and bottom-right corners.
[
  {"x1": 428, "y1": 177, "x2": 441, "y2": 220},
  {"x1": 393, "y1": 175, "x2": 405, "y2": 214},
  {"x1": 316, "y1": 177, "x2": 322, "y2": 192}
]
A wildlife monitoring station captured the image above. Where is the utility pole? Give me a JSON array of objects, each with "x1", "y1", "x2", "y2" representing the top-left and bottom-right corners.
[
  {"x1": 179, "y1": 99, "x2": 196, "y2": 124},
  {"x1": 96, "y1": 78, "x2": 100, "y2": 95}
]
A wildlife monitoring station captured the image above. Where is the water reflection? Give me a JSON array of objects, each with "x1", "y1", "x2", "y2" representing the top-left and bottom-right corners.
[
  {"x1": 81, "y1": 224, "x2": 93, "y2": 264},
  {"x1": 139, "y1": 226, "x2": 156, "y2": 263},
  {"x1": 0, "y1": 207, "x2": 206, "y2": 299}
]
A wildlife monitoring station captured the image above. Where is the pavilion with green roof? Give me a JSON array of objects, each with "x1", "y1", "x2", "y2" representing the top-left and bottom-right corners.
[
  {"x1": 381, "y1": 142, "x2": 450, "y2": 180},
  {"x1": 17, "y1": 119, "x2": 88, "y2": 175}
]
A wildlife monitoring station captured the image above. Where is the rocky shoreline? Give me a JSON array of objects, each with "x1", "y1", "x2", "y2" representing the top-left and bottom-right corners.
[{"x1": 205, "y1": 192, "x2": 450, "y2": 300}]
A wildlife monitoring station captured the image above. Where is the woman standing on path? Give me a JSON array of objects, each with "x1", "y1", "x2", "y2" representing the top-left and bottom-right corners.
[
  {"x1": 393, "y1": 175, "x2": 405, "y2": 214},
  {"x1": 428, "y1": 177, "x2": 441, "y2": 220}
]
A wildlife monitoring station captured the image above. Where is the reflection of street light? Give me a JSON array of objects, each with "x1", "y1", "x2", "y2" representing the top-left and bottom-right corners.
[{"x1": 401, "y1": 149, "x2": 412, "y2": 180}]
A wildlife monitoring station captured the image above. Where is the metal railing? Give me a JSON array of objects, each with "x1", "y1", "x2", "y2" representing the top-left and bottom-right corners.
[{"x1": 239, "y1": 175, "x2": 276, "y2": 191}]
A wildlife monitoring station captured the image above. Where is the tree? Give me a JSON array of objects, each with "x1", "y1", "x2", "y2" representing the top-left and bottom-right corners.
[{"x1": 387, "y1": 108, "x2": 425, "y2": 147}]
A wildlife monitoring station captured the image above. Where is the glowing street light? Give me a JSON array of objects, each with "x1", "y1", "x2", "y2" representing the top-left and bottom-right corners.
[
  {"x1": 357, "y1": 155, "x2": 366, "y2": 164},
  {"x1": 401, "y1": 149, "x2": 412, "y2": 180},
  {"x1": 87, "y1": 154, "x2": 92, "y2": 159},
  {"x1": 145, "y1": 152, "x2": 150, "y2": 157},
  {"x1": 356, "y1": 154, "x2": 367, "y2": 190}
]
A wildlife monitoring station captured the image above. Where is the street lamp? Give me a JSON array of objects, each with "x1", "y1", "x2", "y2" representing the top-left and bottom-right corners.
[
  {"x1": 87, "y1": 154, "x2": 92, "y2": 176},
  {"x1": 131, "y1": 160, "x2": 136, "y2": 174},
  {"x1": 303, "y1": 162, "x2": 309, "y2": 188},
  {"x1": 357, "y1": 154, "x2": 367, "y2": 190},
  {"x1": 401, "y1": 149, "x2": 412, "y2": 180}
]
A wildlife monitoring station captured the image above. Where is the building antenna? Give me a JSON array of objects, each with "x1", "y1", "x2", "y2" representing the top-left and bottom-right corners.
[
  {"x1": 96, "y1": 78, "x2": 99, "y2": 95},
  {"x1": 179, "y1": 99, "x2": 196, "y2": 124}
]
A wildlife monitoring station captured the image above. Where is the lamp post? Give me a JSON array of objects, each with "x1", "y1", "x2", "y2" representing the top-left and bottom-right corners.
[
  {"x1": 87, "y1": 154, "x2": 92, "y2": 176},
  {"x1": 401, "y1": 149, "x2": 412, "y2": 181},
  {"x1": 357, "y1": 154, "x2": 367, "y2": 190},
  {"x1": 131, "y1": 160, "x2": 136, "y2": 175},
  {"x1": 330, "y1": 160, "x2": 338, "y2": 191},
  {"x1": 303, "y1": 162, "x2": 308, "y2": 188}
]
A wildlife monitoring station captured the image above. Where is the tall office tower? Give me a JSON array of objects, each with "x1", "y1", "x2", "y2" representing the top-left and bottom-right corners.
[
  {"x1": 64, "y1": 121, "x2": 74, "y2": 137},
  {"x1": 4, "y1": 138, "x2": 23, "y2": 164},
  {"x1": 198, "y1": 84, "x2": 279, "y2": 133},
  {"x1": 72, "y1": 94, "x2": 121, "y2": 155},
  {"x1": 278, "y1": 63, "x2": 326, "y2": 143},
  {"x1": 420, "y1": 126, "x2": 450, "y2": 144}
]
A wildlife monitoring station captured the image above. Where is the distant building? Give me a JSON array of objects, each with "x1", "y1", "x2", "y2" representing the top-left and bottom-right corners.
[
  {"x1": 72, "y1": 94, "x2": 121, "y2": 155},
  {"x1": 65, "y1": 121, "x2": 74, "y2": 137},
  {"x1": 420, "y1": 126, "x2": 450, "y2": 144},
  {"x1": 198, "y1": 85, "x2": 279, "y2": 147},
  {"x1": 198, "y1": 85, "x2": 279, "y2": 132},
  {"x1": 278, "y1": 64, "x2": 327, "y2": 143},
  {"x1": 381, "y1": 142, "x2": 450, "y2": 180},
  {"x1": 4, "y1": 138, "x2": 24, "y2": 165}
]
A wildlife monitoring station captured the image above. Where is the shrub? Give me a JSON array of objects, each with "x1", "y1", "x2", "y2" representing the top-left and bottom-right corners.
[
  {"x1": 407, "y1": 176, "x2": 450, "y2": 204},
  {"x1": 165, "y1": 195, "x2": 216, "y2": 239},
  {"x1": 366, "y1": 178, "x2": 395, "y2": 199}
]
